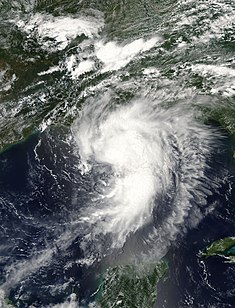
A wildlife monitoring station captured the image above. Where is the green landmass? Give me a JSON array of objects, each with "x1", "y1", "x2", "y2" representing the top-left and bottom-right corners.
[
  {"x1": 200, "y1": 105, "x2": 235, "y2": 135},
  {"x1": 0, "y1": 290, "x2": 15, "y2": 308},
  {"x1": 96, "y1": 260, "x2": 168, "y2": 308},
  {"x1": 0, "y1": 0, "x2": 235, "y2": 155},
  {"x1": 199, "y1": 105, "x2": 235, "y2": 159},
  {"x1": 201, "y1": 237, "x2": 235, "y2": 263}
]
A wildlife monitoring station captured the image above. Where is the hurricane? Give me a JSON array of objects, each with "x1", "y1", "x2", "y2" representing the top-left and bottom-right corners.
[
  {"x1": 72, "y1": 94, "x2": 217, "y2": 253},
  {"x1": 0, "y1": 0, "x2": 235, "y2": 307}
]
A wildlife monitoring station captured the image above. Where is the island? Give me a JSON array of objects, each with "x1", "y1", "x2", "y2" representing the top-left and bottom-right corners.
[{"x1": 201, "y1": 237, "x2": 235, "y2": 263}]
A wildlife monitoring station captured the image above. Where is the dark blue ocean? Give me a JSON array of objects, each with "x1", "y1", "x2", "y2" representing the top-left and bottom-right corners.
[{"x1": 0, "y1": 127, "x2": 234, "y2": 307}]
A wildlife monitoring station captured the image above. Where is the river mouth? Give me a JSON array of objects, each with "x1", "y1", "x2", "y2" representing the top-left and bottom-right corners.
[{"x1": 0, "y1": 0, "x2": 235, "y2": 307}]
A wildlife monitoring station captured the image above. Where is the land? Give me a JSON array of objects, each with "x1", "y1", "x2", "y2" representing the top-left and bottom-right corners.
[
  {"x1": 201, "y1": 237, "x2": 235, "y2": 263},
  {"x1": 96, "y1": 260, "x2": 168, "y2": 308}
]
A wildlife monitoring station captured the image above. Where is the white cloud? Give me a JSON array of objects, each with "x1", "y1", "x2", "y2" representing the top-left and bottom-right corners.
[
  {"x1": 16, "y1": 13, "x2": 104, "y2": 51},
  {"x1": 95, "y1": 37, "x2": 160, "y2": 72}
]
